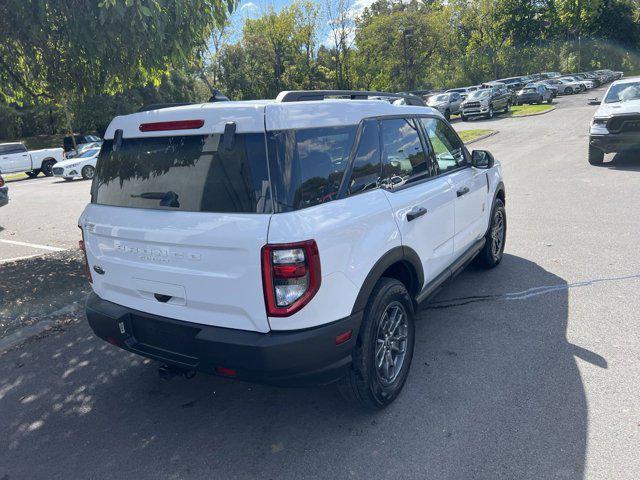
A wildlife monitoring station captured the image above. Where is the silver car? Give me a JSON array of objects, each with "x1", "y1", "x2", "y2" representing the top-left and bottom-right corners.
[{"x1": 426, "y1": 92, "x2": 463, "y2": 120}]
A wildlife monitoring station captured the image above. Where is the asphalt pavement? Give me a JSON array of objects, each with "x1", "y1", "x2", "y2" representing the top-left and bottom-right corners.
[{"x1": 0, "y1": 85, "x2": 639, "y2": 479}]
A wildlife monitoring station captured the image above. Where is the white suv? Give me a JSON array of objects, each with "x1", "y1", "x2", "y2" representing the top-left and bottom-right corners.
[{"x1": 80, "y1": 90, "x2": 506, "y2": 409}]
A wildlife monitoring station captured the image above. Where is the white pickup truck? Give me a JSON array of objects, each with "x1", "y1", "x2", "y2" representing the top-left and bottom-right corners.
[{"x1": 0, "y1": 142, "x2": 64, "y2": 178}]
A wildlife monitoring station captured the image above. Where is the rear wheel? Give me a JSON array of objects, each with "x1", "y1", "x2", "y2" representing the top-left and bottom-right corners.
[
  {"x1": 338, "y1": 277, "x2": 415, "y2": 410},
  {"x1": 41, "y1": 160, "x2": 55, "y2": 177},
  {"x1": 503, "y1": 102, "x2": 510, "y2": 113},
  {"x1": 564, "y1": 87, "x2": 572, "y2": 95},
  {"x1": 81, "y1": 165, "x2": 95, "y2": 180},
  {"x1": 475, "y1": 199, "x2": 506, "y2": 268},
  {"x1": 547, "y1": 97, "x2": 553, "y2": 104},
  {"x1": 461, "y1": 114, "x2": 468, "y2": 121},
  {"x1": 588, "y1": 145, "x2": 604, "y2": 165},
  {"x1": 25, "y1": 170, "x2": 40, "y2": 178}
]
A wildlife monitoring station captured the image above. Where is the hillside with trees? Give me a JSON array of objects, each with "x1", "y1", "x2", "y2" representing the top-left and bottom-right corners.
[{"x1": 1, "y1": 0, "x2": 639, "y2": 141}]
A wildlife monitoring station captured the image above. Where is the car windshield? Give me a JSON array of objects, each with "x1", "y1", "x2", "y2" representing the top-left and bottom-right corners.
[
  {"x1": 79, "y1": 148, "x2": 100, "y2": 158},
  {"x1": 604, "y1": 82, "x2": 640, "y2": 103},
  {"x1": 428, "y1": 94, "x2": 450, "y2": 104},
  {"x1": 468, "y1": 90, "x2": 490, "y2": 99}
]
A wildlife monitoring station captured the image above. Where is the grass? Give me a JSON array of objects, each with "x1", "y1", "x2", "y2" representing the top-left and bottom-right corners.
[
  {"x1": 458, "y1": 129, "x2": 494, "y2": 143},
  {"x1": 2, "y1": 172, "x2": 29, "y2": 182},
  {"x1": 507, "y1": 103, "x2": 555, "y2": 117}
]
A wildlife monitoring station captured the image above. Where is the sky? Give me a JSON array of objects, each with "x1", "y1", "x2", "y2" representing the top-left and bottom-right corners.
[{"x1": 229, "y1": 0, "x2": 377, "y2": 44}]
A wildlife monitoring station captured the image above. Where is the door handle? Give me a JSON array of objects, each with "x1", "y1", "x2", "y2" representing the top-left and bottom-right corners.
[
  {"x1": 456, "y1": 187, "x2": 470, "y2": 197},
  {"x1": 406, "y1": 207, "x2": 427, "y2": 222}
]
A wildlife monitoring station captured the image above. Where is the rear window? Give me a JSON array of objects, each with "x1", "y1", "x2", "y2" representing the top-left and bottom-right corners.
[
  {"x1": 267, "y1": 125, "x2": 357, "y2": 212},
  {"x1": 92, "y1": 134, "x2": 271, "y2": 213}
]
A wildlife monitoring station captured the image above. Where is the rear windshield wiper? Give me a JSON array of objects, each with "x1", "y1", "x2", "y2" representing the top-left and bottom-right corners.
[{"x1": 131, "y1": 191, "x2": 180, "y2": 208}]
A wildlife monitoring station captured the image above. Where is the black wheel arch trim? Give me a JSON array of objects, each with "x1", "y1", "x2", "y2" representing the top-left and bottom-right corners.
[
  {"x1": 351, "y1": 246, "x2": 424, "y2": 315},
  {"x1": 493, "y1": 181, "x2": 505, "y2": 205}
]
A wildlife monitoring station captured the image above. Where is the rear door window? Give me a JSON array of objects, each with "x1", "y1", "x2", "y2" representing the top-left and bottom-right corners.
[
  {"x1": 0, "y1": 144, "x2": 26, "y2": 155},
  {"x1": 268, "y1": 125, "x2": 357, "y2": 211},
  {"x1": 92, "y1": 133, "x2": 271, "y2": 213},
  {"x1": 379, "y1": 118, "x2": 430, "y2": 189}
]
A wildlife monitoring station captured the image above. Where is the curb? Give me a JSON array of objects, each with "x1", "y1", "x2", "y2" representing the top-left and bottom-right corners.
[
  {"x1": 509, "y1": 105, "x2": 556, "y2": 118},
  {"x1": 463, "y1": 130, "x2": 498, "y2": 145},
  {"x1": 0, "y1": 303, "x2": 78, "y2": 353}
]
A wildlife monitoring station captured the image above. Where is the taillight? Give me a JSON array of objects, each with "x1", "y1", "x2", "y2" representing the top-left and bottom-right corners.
[
  {"x1": 78, "y1": 227, "x2": 92, "y2": 283},
  {"x1": 261, "y1": 240, "x2": 321, "y2": 317}
]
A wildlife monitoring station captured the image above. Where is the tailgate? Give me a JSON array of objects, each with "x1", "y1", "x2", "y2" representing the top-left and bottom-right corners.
[{"x1": 82, "y1": 204, "x2": 271, "y2": 332}]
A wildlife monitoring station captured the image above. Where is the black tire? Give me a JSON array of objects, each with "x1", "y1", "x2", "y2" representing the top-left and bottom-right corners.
[
  {"x1": 25, "y1": 170, "x2": 40, "y2": 178},
  {"x1": 41, "y1": 160, "x2": 55, "y2": 177},
  {"x1": 503, "y1": 102, "x2": 510, "y2": 113},
  {"x1": 444, "y1": 109, "x2": 450, "y2": 121},
  {"x1": 564, "y1": 87, "x2": 572, "y2": 95},
  {"x1": 81, "y1": 165, "x2": 95, "y2": 180},
  {"x1": 461, "y1": 114, "x2": 468, "y2": 121},
  {"x1": 475, "y1": 199, "x2": 506, "y2": 269},
  {"x1": 588, "y1": 145, "x2": 604, "y2": 165},
  {"x1": 547, "y1": 97, "x2": 553, "y2": 104},
  {"x1": 486, "y1": 105, "x2": 494, "y2": 119},
  {"x1": 338, "y1": 277, "x2": 415, "y2": 410}
]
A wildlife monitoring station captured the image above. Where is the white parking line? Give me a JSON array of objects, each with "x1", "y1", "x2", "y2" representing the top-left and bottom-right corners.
[{"x1": 0, "y1": 238, "x2": 67, "y2": 252}]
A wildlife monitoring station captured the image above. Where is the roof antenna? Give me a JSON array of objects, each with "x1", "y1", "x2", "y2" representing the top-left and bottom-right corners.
[{"x1": 209, "y1": 89, "x2": 230, "y2": 103}]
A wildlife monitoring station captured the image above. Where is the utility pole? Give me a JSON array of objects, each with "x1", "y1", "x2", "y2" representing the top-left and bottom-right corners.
[{"x1": 401, "y1": 28, "x2": 414, "y2": 91}]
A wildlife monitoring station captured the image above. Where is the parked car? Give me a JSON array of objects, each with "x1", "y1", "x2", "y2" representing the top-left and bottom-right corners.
[
  {"x1": 63, "y1": 134, "x2": 101, "y2": 152},
  {"x1": 0, "y1": 174, "x2": 8, "y2": 207},
  {"x1": 577, "y1": 72, "x2": 601, "y2": 88},
  {"x1": 65, "y1": 141, "x2": 103, "y2": 159},
  {"x1": 540, "y1": 72, "x2": 562, "y2": 79},
  {"x1": 80, "y1": 89, "x2": 507, "y2": 409},
  {"x1": 53, "y1": 147, "x2": 100, "y2": 180},
  {"x1": 0, "y1": 142, "x2": 64, "y2": 177},
  {"x1": 555, "y1": 78, "x2": 582, "y2": 95},
  {"x1": 427, "y1": 92, "x2": 463, "y2": 119},
  {"x1": 527, "y1": 82, "x2": 557, "y2": 97},
  {"x1": 516, "y1": 84, "x2": 554, "y2": 105},
  {"x1": 495, "y1": 77, "x2": 526, "y2": 92},
  {"x1": 563, "y1": 76, "x2": 593, "y2": 91},
  {"x1": 460, "y1": 86, "x2": 512, "y2": 120},
  {"x1": 588, "y1": 78, "x2": 640, "y2": 165},
  {"x1": 446, "y1": 86, "x2": 478, "y2": 100}
]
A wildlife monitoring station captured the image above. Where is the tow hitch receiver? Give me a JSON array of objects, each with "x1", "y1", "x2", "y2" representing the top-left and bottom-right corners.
[{"x1": 158, "y1": 364, "x2": 196, "y2": 380}]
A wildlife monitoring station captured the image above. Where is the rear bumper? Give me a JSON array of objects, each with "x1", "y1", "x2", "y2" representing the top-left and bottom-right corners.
[
  {"x1": 590, "y1": 133, "x2": 640, "y2": 154},
  {"x1": 85, "y1": 293, "x2": 362, "y2": 386},
  {"x1": 0, "y1": 186, "x2": 8, "y2": 207}
]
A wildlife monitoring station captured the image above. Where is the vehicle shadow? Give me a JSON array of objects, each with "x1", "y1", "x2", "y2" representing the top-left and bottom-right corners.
[
  {"x1": 596, "y1": 150, "x2": 640, "y2": 171},
  {"x1": 0, "y1": 254, "x2": 599, "y2": 479}
]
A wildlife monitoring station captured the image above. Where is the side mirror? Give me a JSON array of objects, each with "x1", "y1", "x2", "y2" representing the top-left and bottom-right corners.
[
  {"x1": 588, "y1": 97, "x2": 600, "y2": 105},
  {"x1": 471, "y1": 150, "x2": 495, "y2": 169}
]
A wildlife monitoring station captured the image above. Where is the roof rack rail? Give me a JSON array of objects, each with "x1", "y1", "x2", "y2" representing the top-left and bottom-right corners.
[
  {"x1": 275, "y1": 90, "x2": 426, "y2": 106},
  {"x1": 137, "y1": 103, "x2": 194, "y2": 113}
]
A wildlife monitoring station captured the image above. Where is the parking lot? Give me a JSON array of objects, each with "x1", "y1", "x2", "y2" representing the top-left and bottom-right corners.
[{"x1": 1, "y1": 82, "x2": 639, "y2": 479}]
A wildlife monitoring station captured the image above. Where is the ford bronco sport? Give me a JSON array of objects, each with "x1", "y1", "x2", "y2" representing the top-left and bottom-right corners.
[{"x1": 80, "y1": 90, "x2": 506, "y2": 409}]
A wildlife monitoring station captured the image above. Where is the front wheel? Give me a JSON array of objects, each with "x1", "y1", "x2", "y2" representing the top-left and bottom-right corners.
[
  {"x1": 338, "y1": 277, "x2": 415, "y2": 410},
  {"x1": 461, "y1": 114, "x2": 468, "y2": 121},
  {"x1": 564, "y1": 87, "x2": 572, "y2": 95},
  {"x1": 503, "y1": 102, "x2": 510, "y2": 113},
  {"x1": 486, "y1": 106, "x2": 494, "y2": 119},
  {"x1": 81, "y1": 165, "x2": 95, "y2": 180},
  {"x1": 475, "y1": 199, "x2": 506, "y2": 268},
  {"x1": 588, "y1": 145, "x2": 604, "y2": 165}
]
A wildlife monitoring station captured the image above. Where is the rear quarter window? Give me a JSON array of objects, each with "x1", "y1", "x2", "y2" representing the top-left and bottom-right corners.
[{"x1": 268, "y1": 125, "x2": 357, "y2": 212}]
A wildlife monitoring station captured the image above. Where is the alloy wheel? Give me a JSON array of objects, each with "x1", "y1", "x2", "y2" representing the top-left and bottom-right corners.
[
  {"x1": 375, "y1": 302, "x2": 409, "y2": 384},
  {"x1": 491, "y1": 209, "x2": 505, "y2": 258}
]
